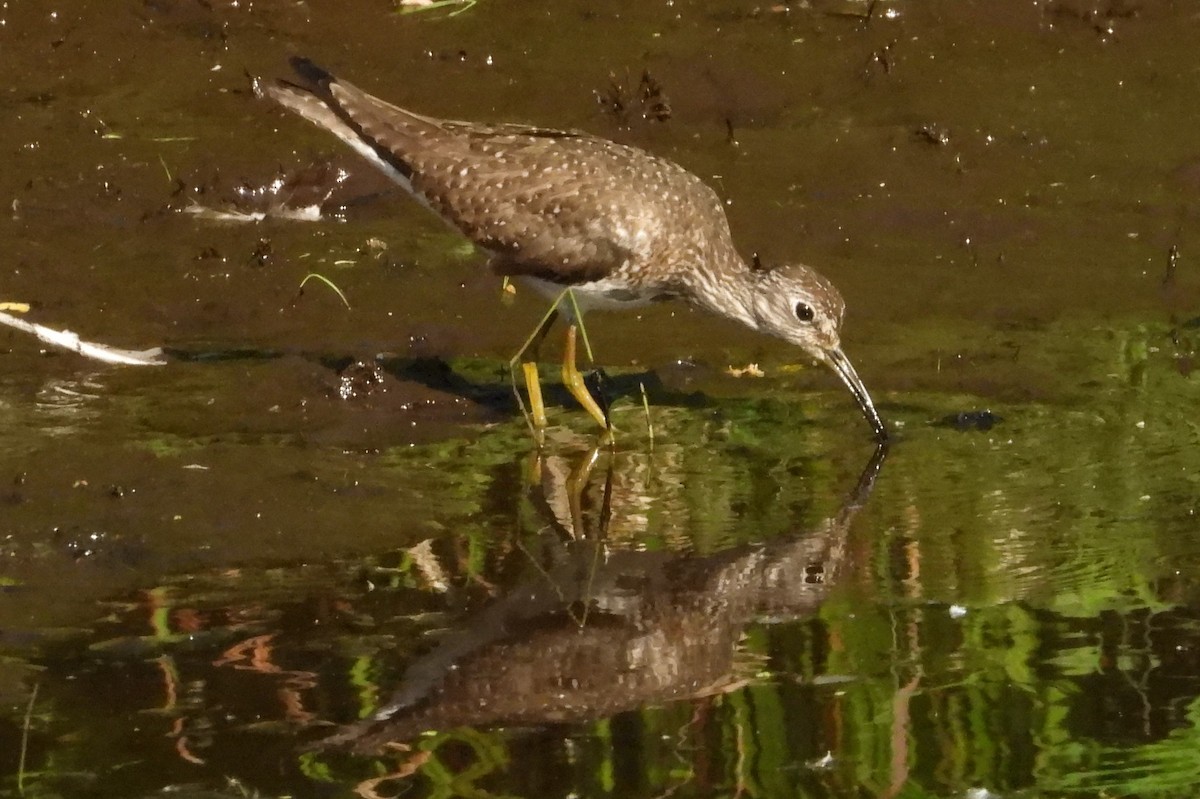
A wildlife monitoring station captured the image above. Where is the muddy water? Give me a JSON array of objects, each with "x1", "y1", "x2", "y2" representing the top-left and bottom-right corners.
[{"x1": 2, "y1": 1, "x2": 1199, "y2": 797}]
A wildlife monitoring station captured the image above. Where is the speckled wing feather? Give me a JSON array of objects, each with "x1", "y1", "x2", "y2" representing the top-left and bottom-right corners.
[{"x1": 266, "y1": 58, "x2": 725, "y2": 290}]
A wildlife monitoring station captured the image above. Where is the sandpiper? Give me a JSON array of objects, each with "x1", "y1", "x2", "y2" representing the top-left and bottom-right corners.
[{"x1": 260, "y1": 57, "x2": 887, "y2": 441}]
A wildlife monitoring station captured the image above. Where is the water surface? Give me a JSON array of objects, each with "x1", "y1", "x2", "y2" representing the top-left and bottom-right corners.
[{"x1": 1, "y1": 1, "x2": 1199, "y2": 797}]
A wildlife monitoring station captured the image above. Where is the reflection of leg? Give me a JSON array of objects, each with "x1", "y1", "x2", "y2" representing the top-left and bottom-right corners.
[
  {"x1": 562, "y1": 324, "x2": 610, "y2": 430},
  {"x1": 508, "y1": 306, "x2": 560, "y2": 432},
  {"x1": 565, "y1": 444, "x2": 602, "y2": 539}
]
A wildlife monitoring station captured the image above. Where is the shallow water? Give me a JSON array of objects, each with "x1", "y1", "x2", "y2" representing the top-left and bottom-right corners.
[{"x1": 2, "y1": 1, "x2": 1199, "y2": 797}]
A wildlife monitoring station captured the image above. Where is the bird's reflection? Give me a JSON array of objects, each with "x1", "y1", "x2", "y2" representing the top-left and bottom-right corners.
[{"x1": 314, "y1": 442, "x2": 887, "y2": 754}]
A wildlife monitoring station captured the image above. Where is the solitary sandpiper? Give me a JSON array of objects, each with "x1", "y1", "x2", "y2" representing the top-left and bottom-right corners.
[{"x1": 260, "y1": 57, "x2": 887, "y2": 441}]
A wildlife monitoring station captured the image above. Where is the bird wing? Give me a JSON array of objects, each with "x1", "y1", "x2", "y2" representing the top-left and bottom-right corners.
[{"x1": 266, "y1": 59, "x2": 713, "y2": 287}]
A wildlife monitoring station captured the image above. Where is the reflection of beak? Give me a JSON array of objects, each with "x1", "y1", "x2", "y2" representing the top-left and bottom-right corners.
[{"x1": 823, "y1": 347, "x2": 888, "y2": 441}]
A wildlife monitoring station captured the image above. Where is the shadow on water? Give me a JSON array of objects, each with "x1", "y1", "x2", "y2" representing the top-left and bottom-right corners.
[{"x1": 157, "y1": 345, "x2": 713, "y2": 431}]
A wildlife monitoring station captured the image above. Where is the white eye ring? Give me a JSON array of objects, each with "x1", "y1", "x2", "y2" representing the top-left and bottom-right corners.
[{"x1": 794, "y1": 302, "x2": 814, "y2": 323}]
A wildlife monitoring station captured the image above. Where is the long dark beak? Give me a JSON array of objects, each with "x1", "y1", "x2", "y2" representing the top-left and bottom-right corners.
[{"x1": 823, "y1": 347, "x2": 887, "y2": 442}]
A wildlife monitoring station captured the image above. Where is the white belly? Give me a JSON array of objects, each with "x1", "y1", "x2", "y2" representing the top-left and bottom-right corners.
[{"x1": 519, "y1": 275, "x2": 671, "y2": 315}]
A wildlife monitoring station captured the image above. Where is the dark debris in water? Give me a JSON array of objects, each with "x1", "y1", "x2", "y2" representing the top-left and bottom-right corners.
[
  {"x1": 168, "y1": 161, "x2": 353, "y2": 222},
  {"x1": 336, "y1": 359, "x2": 389, "y2": 402},
  {"x1": 1169, "y1": 319, "x2": 1198, "y2": 377},
  {"x1": 320, "y1": 354, "x2": 511, "y2": 430},
  {"x1": 914, "y1": 124, "x2": 951, "y2": 146},
  {"x1": 596, "y1": 70, "x2": 672, "y2": 128},
  {"x1": 934, "y1": 410, "x2": 1003, "y2": 432},
  {"x1": 584, "y1": 367, "x2": 612, "y2": 421}
]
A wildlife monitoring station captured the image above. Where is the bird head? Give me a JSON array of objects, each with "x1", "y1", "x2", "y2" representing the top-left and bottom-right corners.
[{"x1": 748, "y1": 262, "x2": 887, "y2": 441}]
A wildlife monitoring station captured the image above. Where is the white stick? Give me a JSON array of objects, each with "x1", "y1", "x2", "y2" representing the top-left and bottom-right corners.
[{"x1": 0, "y1": 310, "x2": 166, "y2": 366}]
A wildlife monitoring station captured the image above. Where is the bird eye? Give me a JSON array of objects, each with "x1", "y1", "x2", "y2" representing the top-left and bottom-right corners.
[{"x1": 794, "y1": 302, "x2": 815, "y2": 323}]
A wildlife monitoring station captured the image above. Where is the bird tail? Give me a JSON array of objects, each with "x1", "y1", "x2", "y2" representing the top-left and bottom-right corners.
[{"x1": 257, "y1": 57, "x2": 442, "y2": 186}]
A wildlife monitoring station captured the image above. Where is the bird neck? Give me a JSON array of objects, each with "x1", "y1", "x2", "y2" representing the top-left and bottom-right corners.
[{"x1": 681, "y1": 245, "x2": 762, "y2": 332}]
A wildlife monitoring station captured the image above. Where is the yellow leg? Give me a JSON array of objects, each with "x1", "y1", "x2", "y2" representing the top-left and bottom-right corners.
[
  {"x1": 522, "y1": 361, "x2": 548, "y2": 429},
  {"x1": 562, "y1": 324, "x2": 611, "y2": 431},
  {"x1": 508, "y1": 303, "x2": 560, "y2": 435}
]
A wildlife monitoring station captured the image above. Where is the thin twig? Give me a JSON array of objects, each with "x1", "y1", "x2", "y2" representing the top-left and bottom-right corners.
[
  {"x1": 0, "y1": 310, "x2": 166, "y2": 366},
  {"x1": 18, "y1": 682, "x2": 39, "y2": 795},
  {"x1": 640, "y1": 381, "x2": 654, "y2": 448},
  {"x1": 565, "y1": 289, "x2": 596, "y2": 364}
]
